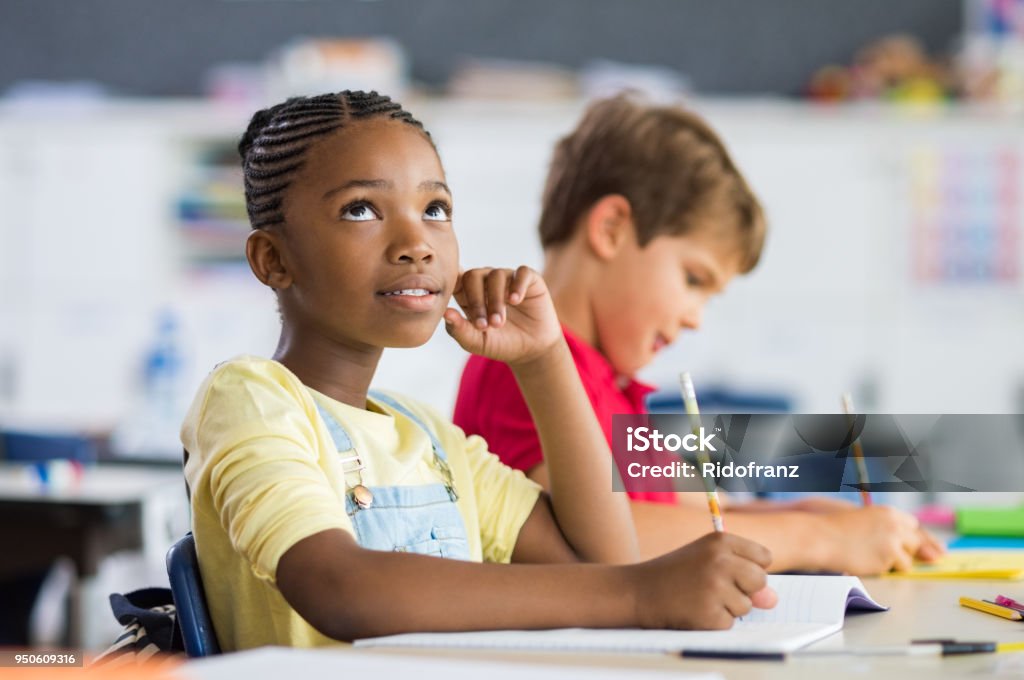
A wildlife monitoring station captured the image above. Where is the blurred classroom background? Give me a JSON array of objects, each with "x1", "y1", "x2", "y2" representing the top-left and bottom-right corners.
[{"x1": 0, "y1": 0, "x2": 1022, "y2": 652}]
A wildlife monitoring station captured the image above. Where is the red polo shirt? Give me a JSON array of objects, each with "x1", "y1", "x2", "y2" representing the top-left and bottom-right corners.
[{"x1": 454, "y1": 327, "x2": 677, "y2": 504}]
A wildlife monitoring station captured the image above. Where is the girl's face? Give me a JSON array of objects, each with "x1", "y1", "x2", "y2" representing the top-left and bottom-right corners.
[{"x1": 277, "y1": 119, "x2": 458, "y2": 351}]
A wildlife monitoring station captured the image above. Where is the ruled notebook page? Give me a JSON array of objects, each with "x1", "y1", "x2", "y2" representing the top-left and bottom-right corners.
[
  {"x1": 741, "y1": 575, "x2": 886, "y2": 625},
  {"x1": 355, "y1": 575, "x2": 887, "y2": 654}
]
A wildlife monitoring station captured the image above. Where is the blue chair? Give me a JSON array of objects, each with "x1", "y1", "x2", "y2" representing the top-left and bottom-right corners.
[{"x1": 166, "y1": 533, "x2": 221, "y2": 657}]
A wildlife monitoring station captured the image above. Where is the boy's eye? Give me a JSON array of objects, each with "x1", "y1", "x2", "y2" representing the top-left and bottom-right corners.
[
  {"x1": 423, "y1": 201, "x2": 452, "y2": 222},
  {"x1": 340, "y1": 202, "x2": 377, "y2": 222},
  {"x1": 685, "y1": 271, "x2": 705, "y2": 287}
]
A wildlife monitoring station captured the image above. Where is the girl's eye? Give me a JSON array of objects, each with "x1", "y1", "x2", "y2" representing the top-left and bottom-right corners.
[
  {"x1": 341, "y1": 202, "x2": 377, "y2": 222},
  {"x1": 685, "y1": 271, "x2": 705, "y2": 288},
  {"x1": 423, "y1": 202, "x2": 452, "y2": 222}
]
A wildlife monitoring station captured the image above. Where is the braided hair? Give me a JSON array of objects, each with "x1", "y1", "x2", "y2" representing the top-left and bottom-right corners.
[{"x1": 238, "y1": 90, "x2": 431, "y2": 229}]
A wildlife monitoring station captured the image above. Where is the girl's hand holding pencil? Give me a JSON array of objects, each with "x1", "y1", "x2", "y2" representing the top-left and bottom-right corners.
[{"x1": 631, "y1": 533, "x2": 778, "y2": 630}]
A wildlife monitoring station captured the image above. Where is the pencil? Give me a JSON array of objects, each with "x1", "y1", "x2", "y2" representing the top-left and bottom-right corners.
[
  {"x1": 841, "y1": 393, "x2": 872, "y2": 506},
  {"x1": 679, "y1": 372, "x2": 725, "y2": 532},
  {"x1": 800, "y1": 642, "x2": 999, "y2": 657},
  {"x1": 959, "y1": 596, "x2": 1024, "y2": 621}
]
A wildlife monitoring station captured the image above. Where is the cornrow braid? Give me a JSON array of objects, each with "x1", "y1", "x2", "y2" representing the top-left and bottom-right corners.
[{"x1": 238, "y1": 90, "x2": 430, "y2": 229}]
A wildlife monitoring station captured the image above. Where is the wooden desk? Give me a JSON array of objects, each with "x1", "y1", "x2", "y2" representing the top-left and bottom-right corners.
[
  {"x1": 0, "y1": 464, "x2": 185, "y2": 647},
  {"x1": 183, "y1": 577, "x2": 1024, "y2": 679}
]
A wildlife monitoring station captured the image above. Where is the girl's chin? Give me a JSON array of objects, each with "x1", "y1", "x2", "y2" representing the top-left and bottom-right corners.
[{"x1": 383, "y1": 322, "x2": 442, "y2": 348}]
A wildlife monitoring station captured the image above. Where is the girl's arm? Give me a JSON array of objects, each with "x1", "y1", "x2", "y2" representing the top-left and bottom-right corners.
[
  {"x1": 444, "y1": 266, "x2": 636, "y2": 564},
  {"x1": 509, "y1": 337, "x2": 638, "y2": 563},
  {"x1": 276, "y1": 524, "x2": 774, "y2": 641}
]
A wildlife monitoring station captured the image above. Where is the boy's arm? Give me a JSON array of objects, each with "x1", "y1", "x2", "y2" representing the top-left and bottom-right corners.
[
  {"x1": 445, "y1": 266, "x2": 637, "y2": 564},
  {"x1": 276, "y1": 524, "x2": 774, "y2": 641},
  {"x1": 527, "y1": 465, "x2": 835, "y2": 569},
  {"x1": 529, "y1": 461, "x2": 939, "y2": 574},
  {"x1": 630, "y1": 497, "x2": 929, "y2": 574},
  {"x1": 721, "y1": 495, "x2": 853, "y2": 513},
  {"x1": 630, "y1": 499, "x2": 832, "y2": 568}
]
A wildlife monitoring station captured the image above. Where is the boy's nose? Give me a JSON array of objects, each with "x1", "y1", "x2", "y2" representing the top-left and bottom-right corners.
[{"x1": 679, "y1": 305, "x2": 703, "y2": 331}]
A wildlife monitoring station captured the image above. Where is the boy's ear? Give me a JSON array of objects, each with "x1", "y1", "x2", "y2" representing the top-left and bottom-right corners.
[
  {"x1": 246, "y1": 229, "x2": 293, "y2": 290},
  {"x1": 585, "y1": 194, "x2": 634, "y2": 261}
]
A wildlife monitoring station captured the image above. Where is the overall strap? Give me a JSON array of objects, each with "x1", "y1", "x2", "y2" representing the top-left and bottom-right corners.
[
  {"x1": 368, "y1": 390, "x2": 450, "y2": 463},
  {"x1": 313, "y1": 402, "x2": 354, "y2": 451}
]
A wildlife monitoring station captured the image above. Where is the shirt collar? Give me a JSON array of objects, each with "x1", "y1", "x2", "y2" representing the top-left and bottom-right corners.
[{"x1": 562, "y1": 325, "x2": 656, "y2": 402}]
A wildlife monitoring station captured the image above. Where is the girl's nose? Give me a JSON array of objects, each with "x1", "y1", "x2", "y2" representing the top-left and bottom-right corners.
[{"x1": 386, "y1": 217, "x2": 434, "y2": 264}]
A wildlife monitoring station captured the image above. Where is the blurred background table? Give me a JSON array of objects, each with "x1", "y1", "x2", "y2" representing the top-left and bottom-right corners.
[{"x1": 0, "y1": 463, "x2": 185, "y2": 649}]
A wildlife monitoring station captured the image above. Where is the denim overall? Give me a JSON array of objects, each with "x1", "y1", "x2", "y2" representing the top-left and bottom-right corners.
[{"x1": 313, "y1": 391, "x2": 471, "y2": 560}]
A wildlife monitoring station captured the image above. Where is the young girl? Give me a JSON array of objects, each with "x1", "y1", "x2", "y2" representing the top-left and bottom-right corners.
[{"x1": 180, "y1": 90, "x2": 776, "y2": 651}]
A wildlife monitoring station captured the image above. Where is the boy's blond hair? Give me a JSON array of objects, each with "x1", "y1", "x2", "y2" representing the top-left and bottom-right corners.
[{"x1": 539, "y1": 94, "x2": 765, "y2": 272}]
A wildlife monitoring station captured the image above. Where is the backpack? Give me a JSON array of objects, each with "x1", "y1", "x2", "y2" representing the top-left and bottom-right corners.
[{"x1": 92, "y1": 588, "x2": 185, "y2": 667}]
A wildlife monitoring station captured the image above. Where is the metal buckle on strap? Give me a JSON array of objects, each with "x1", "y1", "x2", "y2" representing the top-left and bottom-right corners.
[
  {"x1": 433, "y1": 452, "x2": 459, "y2": 502},
  {"x1": 339, "y1": 450, "x2": 373, "y2": 509},
  {"x1": 338, "y1": 453, "x2": 365, "y2": 473}
]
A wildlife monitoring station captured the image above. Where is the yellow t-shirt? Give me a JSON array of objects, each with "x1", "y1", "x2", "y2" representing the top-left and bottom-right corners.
[{"x1": 180, "y1": 356, "x2": 542, "y2": 651}]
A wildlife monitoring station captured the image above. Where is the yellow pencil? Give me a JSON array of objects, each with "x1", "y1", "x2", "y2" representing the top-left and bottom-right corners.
[
  {"x1": 680, "y1": 372, "x2": 725, "y2": 532},
  {"x1": 998, "y1": 642, "x2": 1024, "y2": 653},
  {"x1": 959, "y1": 596, "x2": 1024, "y2": 621},
  {"x1": 841, "y1": 393, "x2": 873, "y2": 506}
]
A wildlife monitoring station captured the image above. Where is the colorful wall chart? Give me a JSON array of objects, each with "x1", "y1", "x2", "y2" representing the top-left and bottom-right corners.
[{"x1": 910, "y1": 146, "x2": 1020, "y2": 284}]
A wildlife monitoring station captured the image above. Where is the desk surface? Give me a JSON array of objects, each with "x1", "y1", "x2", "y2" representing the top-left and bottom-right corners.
[{"x1": 183, "y1": 577, "x2": 1024, "y2": 680}]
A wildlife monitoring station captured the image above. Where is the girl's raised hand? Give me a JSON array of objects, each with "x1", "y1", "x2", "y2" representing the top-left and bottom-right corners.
[{"x1": 443, "y1": 266, "x2": 562, "y2": 366}]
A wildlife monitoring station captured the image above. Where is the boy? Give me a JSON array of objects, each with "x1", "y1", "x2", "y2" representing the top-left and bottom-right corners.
[{"x1": 454, "y1": 94, "x2": 943, "y2": 574}]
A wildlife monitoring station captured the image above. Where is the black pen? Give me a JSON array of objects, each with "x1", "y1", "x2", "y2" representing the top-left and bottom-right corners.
[{"x1": 680, "y1": 649, "x2": 785, "y2": 661}]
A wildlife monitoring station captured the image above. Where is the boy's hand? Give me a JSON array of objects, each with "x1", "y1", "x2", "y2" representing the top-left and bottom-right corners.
[
  {"x1": 779, "y1": 496, "x2": 859, "y2": 514},
  {"x1": 821, "y1": 505, "x2": 926, "y2": 574},
  {"x1": 444, "y1": 266, "x2": 562, "y2": 366},
  {"x1": 629, "y1": 533, "x2": 776, "y2": 630},
  {"x1": 914, "y1": 526, "x2": 946, "y2": 562}
]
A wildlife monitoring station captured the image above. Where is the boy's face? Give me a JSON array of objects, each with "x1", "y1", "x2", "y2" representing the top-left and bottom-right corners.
[
  {"x1": 276, "y1": 120, "x2": 458, "y2": 350},
  {"x1": 592, "y1": 224, "x2": 742, "y2": 376}
]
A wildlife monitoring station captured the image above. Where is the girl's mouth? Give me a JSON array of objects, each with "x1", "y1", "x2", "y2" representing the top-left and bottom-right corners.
[
  {"x1": 381, "y1": 288, "x2": 432, "y2": 297},
  {"x1": 377, "y1": 288, "x2": 441, "y2": 312},
  {"x1": 652, "y1": 333, "x2": 670, "y2": 353}
]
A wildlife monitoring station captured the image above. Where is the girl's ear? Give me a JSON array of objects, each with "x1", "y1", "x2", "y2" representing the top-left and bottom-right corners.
[
  {"x1": 246, "y1": 229, "x2": 293, "y2": 290},
  {"x1": 584, "y1": 194, "x2": 634, "y2": 261}
]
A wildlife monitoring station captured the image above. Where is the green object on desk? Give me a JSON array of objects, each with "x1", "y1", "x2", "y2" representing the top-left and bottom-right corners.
[{"x1": 956, "y1": 506, "x2": 1024, "y2": 537}]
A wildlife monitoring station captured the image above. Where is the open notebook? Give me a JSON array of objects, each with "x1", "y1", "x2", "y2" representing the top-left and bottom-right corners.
[{"x1": 355, "y1": 575, "x2": 886, "y2": 654}]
